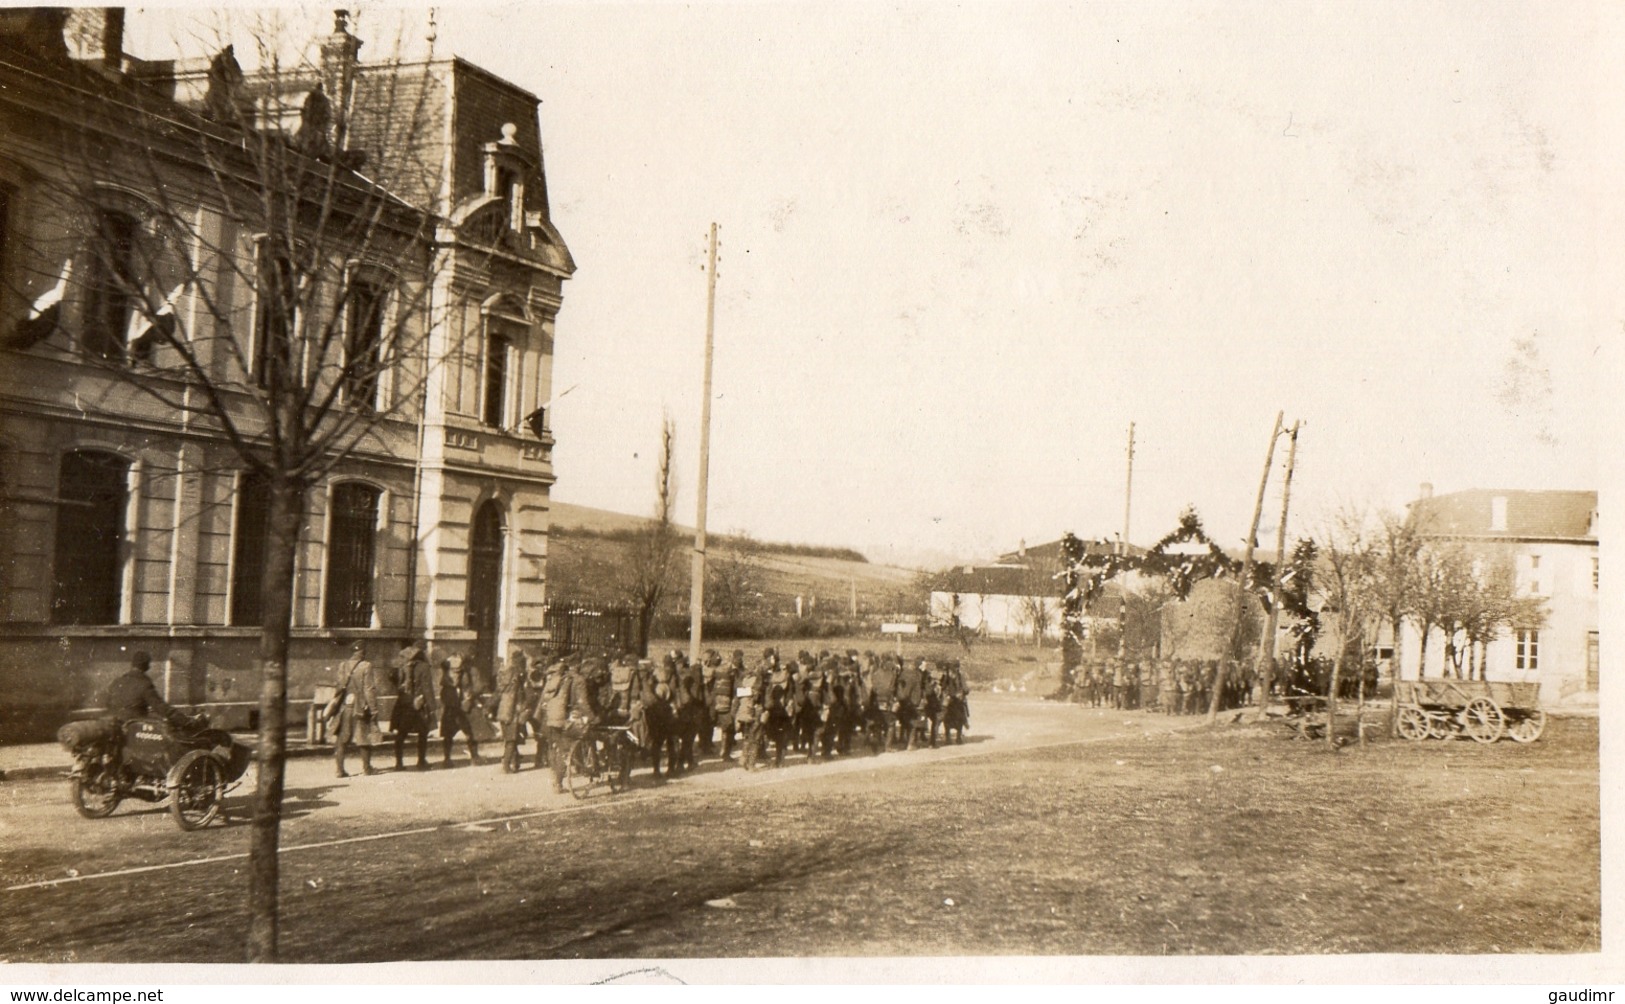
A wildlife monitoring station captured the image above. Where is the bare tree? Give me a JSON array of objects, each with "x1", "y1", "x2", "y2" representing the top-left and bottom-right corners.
[
  {"x1": 3, "y1": 11, "x2": 445, "y2": 961},
  {"x1": 1367, "y1": 508, "x2": 1423, "y2": 731},
  {"x1": 706, "y1": 530, "x2": 764, "y2": 618},
  {"x1": 1122, "y1": 579, "x2": 1174, "y2": 660},
  {"x1": 1410, "y1": 542, "x2": 1483, "y2": 680},
  {"x1": 1014, "y1": 554, "x2": 1060, "y2": 646},
  {"x1": 624, "y1": 416, "x2": 680, "y2": 654},
  {"x1": 1445, "y1": 552, "x2": 1548, "y2": 681},
  {"x1": 1314, "y1": 509, "x2": 1377, "y2": 747}
]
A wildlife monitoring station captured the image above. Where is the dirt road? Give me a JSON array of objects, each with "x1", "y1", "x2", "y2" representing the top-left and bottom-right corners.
[
  {"x1": 0, "y1": 698, "x2": 1598, "y2": 962},
  {"x1": 0, "y1": 696, "x2": 1180, "y2": 890}
]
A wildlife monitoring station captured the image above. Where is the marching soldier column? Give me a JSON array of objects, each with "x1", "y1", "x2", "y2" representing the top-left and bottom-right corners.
[{"x1": 318, "y1": 643, "x2": 977, "y2": 784}]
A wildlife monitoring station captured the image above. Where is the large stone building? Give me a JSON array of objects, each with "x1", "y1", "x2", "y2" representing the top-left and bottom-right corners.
[{"x1": 0, "y1": 9, "x2": 573, "y2": 737}]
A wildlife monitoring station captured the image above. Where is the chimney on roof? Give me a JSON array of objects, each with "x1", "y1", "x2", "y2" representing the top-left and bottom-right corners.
[
  {"x1": 321, "y1": 9, "x2": 363, "y2": 143},
  {"x1": 1490, "y1": 495, "x2": 1508, "y2": 532},
  {"x1": 61, "y1": 8, "x2": 122, "y2": 67},
  {"x1": 1018, "y1": 539, "x2": 1027, "y2": 559},
  {"x1": 1419, "y1": 482, "x2": 1433, "y2": 500},
  {"x1": 101, "y1": 8, "x2": 123, "y2": 68}
]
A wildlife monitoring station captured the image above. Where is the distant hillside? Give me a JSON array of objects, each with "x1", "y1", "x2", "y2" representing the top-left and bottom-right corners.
[
  {"x1": 548, "y1": 500, "x2": 681, "y2": 537},
  {"x1": 543, "y1": 500, "x2": 922, "y2": 617},
  {"x1": 547, "y1": 500, "x2": 871, "y2": 564}
]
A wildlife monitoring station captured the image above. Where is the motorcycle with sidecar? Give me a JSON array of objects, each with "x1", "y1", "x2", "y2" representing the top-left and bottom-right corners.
[{"x1": 59, "y1": 714, "x2": 252, "y2": 830}]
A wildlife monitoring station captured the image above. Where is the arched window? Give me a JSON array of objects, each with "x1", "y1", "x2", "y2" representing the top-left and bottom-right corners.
[
  {"x1": 466, "y1": 499, "x2": 504, "y2": 630},
  {"x1": 324, "y1": 482, "x2": 380, "y2": 628},
  {"x1": 52, "y1": 450, "x2": 129, "y2": 624},
  {"x1": 230, "y1": 470, "x2": 271, "y2": 626}
]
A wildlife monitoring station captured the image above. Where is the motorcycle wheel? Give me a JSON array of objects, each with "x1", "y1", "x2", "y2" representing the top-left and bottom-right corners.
[
  {"x1": 71, "y1": 763, "x2": 120, "y2": 819},
  {"x1": 169, "y1": 750, "x2": 225, "y2": 831}
]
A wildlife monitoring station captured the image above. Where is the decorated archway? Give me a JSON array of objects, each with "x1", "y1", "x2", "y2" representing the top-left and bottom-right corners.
[{"x1": 1055, "y1": 508, "x2": 1318, "y2": 693}]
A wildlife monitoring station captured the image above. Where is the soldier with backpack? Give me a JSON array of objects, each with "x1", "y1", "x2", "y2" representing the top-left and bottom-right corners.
[
  {"x1": 436, "y1": 653, "x2": 484, "y2": 768},
  {"x1": 495, "y1": 651, "x2": 532, "y2": 773},
  {"x1": 710, "y1": 650, "x2": 741, "y2": 762}
]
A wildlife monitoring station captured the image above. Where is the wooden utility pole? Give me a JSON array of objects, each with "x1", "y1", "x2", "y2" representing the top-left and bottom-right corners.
[
  {"x1": 1254, "y1": 420, "x2": 1300, "y2": 713},
  {"x1": 1121, "y1": 421, "x2": 1135, "y2": 556},
  {"x1": 1208, "y1": 410, "x2": 1283, "y2": 724},
  {"x1": 687, "y1": 223, "x2": 718, "y2": 667}
]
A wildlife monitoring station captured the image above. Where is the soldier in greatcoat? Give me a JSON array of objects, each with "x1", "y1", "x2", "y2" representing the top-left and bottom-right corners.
[{"x1": 332, "y1": 641, "x2": 380, "y2": 778}]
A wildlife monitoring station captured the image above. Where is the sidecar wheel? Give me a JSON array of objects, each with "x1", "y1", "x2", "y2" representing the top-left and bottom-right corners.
[
  {"x1": 71, "y1": 766, "x2": 120, "y2": 819},
  {"x1": 169, "y1": 751, "x2": 225, "y2": 830}
]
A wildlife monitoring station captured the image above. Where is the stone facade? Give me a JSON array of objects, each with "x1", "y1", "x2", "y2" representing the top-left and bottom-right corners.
[{"x1": 0, "y1": 11, "x2": 573, "y2": 737}]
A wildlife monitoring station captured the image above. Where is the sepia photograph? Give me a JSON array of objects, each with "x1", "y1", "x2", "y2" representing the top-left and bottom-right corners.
[{"x1": 0, "y1": 0, "x2": 1612, "y2": 984}]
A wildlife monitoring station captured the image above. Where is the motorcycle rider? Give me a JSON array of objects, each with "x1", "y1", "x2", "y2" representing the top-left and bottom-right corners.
[{"x1": 104, "y1": 651, "x2": 191, "y2": 729}]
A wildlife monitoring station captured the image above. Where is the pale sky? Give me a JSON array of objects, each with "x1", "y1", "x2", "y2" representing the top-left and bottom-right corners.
[{"x1": 132, "y1": 3, "x2": 1607, "y2": 567}]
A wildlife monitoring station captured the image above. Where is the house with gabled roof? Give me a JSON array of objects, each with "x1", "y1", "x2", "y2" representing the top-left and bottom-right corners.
[
  {"x1": 1399, "y1": 486, "x2": 1598, "y2": 706},
  {"x1": 927, "y1": 537, "x2": 1140, "y2": 641}
]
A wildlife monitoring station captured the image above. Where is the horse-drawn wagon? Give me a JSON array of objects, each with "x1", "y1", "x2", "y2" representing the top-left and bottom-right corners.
[{"x1": 1394, "y1": 679, "x2": 1545, "y2": 744}]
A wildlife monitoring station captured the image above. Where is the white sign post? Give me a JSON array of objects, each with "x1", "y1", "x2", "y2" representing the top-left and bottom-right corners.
[{"x1": 880, "y1": 622, "x2": 918, "y2": 657}]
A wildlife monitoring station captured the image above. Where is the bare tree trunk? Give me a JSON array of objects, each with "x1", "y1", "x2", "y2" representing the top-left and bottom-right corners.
[
  {"x1": 1356, "y1": 658, "x2": 1367, "y2": 746},
  {"x1": 1388, "y1": 616, "x2": 1404, "y2": 737},
  {"x1": 246, "y1": 477, "x2": 304, "y2": 963},
  {"x1": 1326, "y1": 650, "x2": 1342, "y2": 750}
]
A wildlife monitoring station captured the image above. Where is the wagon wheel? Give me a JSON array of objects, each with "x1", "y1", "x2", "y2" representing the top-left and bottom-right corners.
[
  {"x1": 168, "y1": 750, "x2": 225, "y2": 830},
  {"x1": 564, "y1": 737, "x2": 595, "y2": 799},
  {"x1": 1397, "y1": 706, "x2": 1430, "y2": 742},
  {"x1": 1508, "y1": 709, "x2": 1546, "y2": 744},
  {"x1": 71, "y1": 757, "x2": 121, "y2": 819},
  {"x1": 1461, "y1": 697, "x2": 1505, "y2": 744}
]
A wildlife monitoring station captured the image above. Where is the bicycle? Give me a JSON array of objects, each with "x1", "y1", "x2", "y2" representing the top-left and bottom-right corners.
[{"x1": 564, "y1": 724, "x2": 635, "y2": 799}]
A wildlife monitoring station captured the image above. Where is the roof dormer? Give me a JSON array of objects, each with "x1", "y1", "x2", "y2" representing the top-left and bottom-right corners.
[{"x1": 482, "y1": 122, "x2": 530, "y2": 236}]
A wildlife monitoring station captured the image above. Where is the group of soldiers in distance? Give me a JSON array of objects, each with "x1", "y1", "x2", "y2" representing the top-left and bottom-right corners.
[
  {"x1": 1072, "y1": 656, "x2": 1257, "y2": 714},
  {"x1": 328, "y1": 640, "x2": 972, "y2": 793},
  {"x1": 1071, "y1": 654, "x2": 1381, "y2": 713}
]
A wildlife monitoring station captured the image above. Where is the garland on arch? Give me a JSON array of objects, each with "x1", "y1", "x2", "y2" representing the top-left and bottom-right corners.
[{"x1": 1057, "y1": 507, "x2": 1321, "y2": 653}]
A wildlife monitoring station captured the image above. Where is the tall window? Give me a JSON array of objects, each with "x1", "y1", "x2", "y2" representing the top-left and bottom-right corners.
[
  {"x1": 466, "y1": 500, "x2": 504, "y2": 630},
  {"x1": 482, "y1": 329, "x2": 511, "y2": 428},
  {"x1": 230, "y1": 470, "x2": 271, "y2": 626},
  {"x1": 52, "y1": 450, "x2": 128, "y2": 624},
  {"x1": 254, "y1": 251, "x2": 296, "y2": 387},
  {"x1": 324, "y1": 482, "x2": 380, "y2": 628},
  {"x1": 83, "y1": 209, "x2": 138, "y2": 361},
  {"x1": 495, "y1": 166, "x2": 518, "y2": 227},
  {"x1": 1515, "y1": 630, "x2": 1540, "y2": 672},
  {"x1": 343, "y1": 278, "x2": 386, "y2": 408}
]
